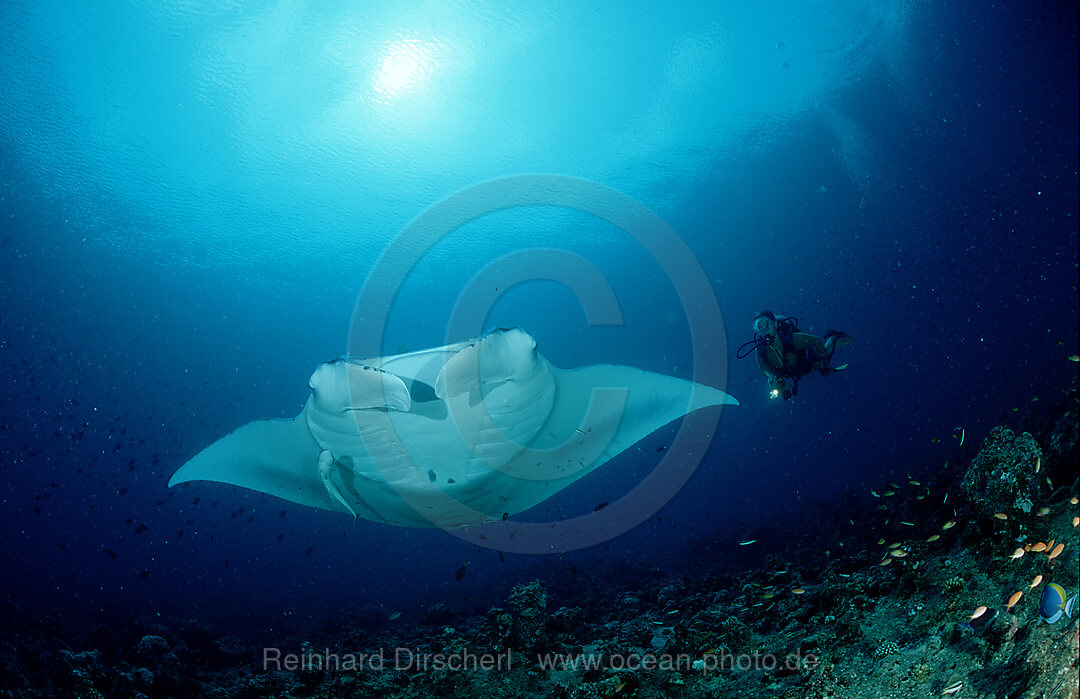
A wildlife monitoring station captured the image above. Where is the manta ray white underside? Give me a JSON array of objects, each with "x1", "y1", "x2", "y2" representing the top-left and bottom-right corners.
[{"x1": 168, "y1": 327, "x2": 738, "y2": 528}]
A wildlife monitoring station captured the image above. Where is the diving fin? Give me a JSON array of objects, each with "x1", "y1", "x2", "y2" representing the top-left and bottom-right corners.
[
  {"x1": 825, "y1": 330, "x2": 854, "y2": 347},
  {"x1": 821, "y1": 363, "x2": 848, "y2": 376}
]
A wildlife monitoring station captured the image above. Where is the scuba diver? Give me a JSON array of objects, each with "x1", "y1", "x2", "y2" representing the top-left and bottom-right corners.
[{"x1": 737, "y1": 310, "x2": 853, "y2": 400}]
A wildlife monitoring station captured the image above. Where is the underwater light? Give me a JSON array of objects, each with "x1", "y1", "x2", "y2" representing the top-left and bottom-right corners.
[{"x1": 373, "y1": 39, "x2": 434, "y2": 101}]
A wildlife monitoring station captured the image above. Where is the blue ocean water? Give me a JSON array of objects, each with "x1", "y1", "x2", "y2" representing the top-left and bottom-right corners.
[{"x1": 1, "y1": 0, "x2": 1076, "y2": 633}]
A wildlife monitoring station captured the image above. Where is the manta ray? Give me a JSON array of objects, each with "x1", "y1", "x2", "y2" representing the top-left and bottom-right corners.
[{"x1": 169, "y1": 327, "x2": 738, "y2": 527}]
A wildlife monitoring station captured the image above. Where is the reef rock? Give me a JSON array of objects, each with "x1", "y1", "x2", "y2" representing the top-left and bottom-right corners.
[
  {"x1": 507, "y1": 579, "x2": 548, "y2": 652},
  {"x1": 961, "y1": 426, "x2": 1042, "y2": 516}
]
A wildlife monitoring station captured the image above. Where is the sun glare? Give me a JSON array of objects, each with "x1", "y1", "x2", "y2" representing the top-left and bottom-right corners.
[{"x1": 373, "y1": 39, "x2": 434, "y2": 101}]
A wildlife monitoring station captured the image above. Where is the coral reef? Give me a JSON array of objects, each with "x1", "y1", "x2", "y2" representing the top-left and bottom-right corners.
[
  {"x1": 961, "y1": 426, "x2": 1042, "y2": 516},
  {"x1": 1, "y1": 391, "x2": 1078, "y2": 698}
]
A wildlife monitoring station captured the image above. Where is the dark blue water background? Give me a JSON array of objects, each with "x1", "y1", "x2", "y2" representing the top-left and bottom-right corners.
[{"x1": 1, "y1": 2, "x2": 1076, "y2": 630}]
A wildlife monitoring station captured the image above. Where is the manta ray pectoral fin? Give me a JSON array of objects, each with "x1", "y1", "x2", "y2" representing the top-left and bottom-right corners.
[
  {"x1": 168, "y1": 416, "x2": 351, "y2": 513},
  {"x1": 318, "y1": 449, "x2": 357, "y2": 519}
]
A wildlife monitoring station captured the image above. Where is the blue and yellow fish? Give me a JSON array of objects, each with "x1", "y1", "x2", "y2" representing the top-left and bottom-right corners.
[{"x1": 1038, "y1": 583, "x2": 1077, "y2": 625}]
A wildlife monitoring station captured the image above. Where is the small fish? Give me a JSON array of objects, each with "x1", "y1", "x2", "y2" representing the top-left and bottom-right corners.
[
  {"x1": 992, "y1": 512, "x2": 1008, "y2": 520},
  {"x1": 1006, "y1": 591, "x2": 1022, "y2": 611},
  {"x1": 1038, "y1": 583, "x2": 1078, "y2": 625},
  {"x1": 931, "y1": 437, "x2": 941, "y2": 444},
  {"x1": 1030, "y1": 575, "x2": 1044, "y2": 589},
  {"x1": 889, "y1": 550, "x2": 908, "y2": 558},
  {"x1": 943, "y1": 681, "x2": 964, "y2": 695},
  {"x1": 738, "y1": 539, "x2": 756, "y2": 546},
  {"x1": 877, "y1": 538, "x2": 886, "y2": 545},
  {"x1": 870, "y1": 490, "x2": 880, "y2": 498},
  {"x1": 427, "y1": 469, "x2": 437, "y2": 482},
  {"x1": 1069, "y1": 355, "x2": 1079, "y2": 362},
  {"x1": 883, "y1": 491, "x2": 896, "y2": 497},
  {"x1": 1031, "y1": 542, "x2": 1048, "y2": 552},
  {"x1": 878, "y1": 558, "x2": 891, "y2": 567},
  {"x1": 593, "y1": 501, "x2": 608, "y2": 511},
  {"x1": 1010, "y1": 548, "x2": 1025, "y2": 560},
  {"x1": 942, "y1": 521, "x2": 956, "y2": 530},
  {"x1": 389, "y1": 611, "x2": 401, "y2": 620},
  {"x1": 792, "y1": 588, "x2": 805, "y2": 595},
  {"x1": 970, "y1": 605, "x2": 988, "y2": 620},
  {"x1": 1048, "y1": 543, "x2": 1065, "y2": 560},
  {"x1": 1036, "y1": 506, "x2": 1050, "y2": 517},
  {"x1": 926, "y1": 534, "x2": 940, "y2": 543},
  {"x1": 1073, "y1": 516, "x2": 1079, "y2": 527},
  {"x1": 1071, "y1": 497, "x2": 1079, "y2": 505},
  {"x1": 1035, "y1": 456, "x2": 1041, "y2": 474},
  {"x1": 501, "y1": 512, "x2": 509, "y2": 521},
  {"x1": 908, "y1": 480, "x2": 921, "y2": 486},
  {"x1": 888, "y1": 542, "x2": 903, "y2": 549},
  {"x1": 455, "y1": 564, "x2": 468, "y2": 581}
]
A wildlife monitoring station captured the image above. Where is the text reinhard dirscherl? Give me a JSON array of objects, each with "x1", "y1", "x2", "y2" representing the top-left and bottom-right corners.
[{"x1": 262, "y1": 647, "x2": 818, "y2": 675}]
